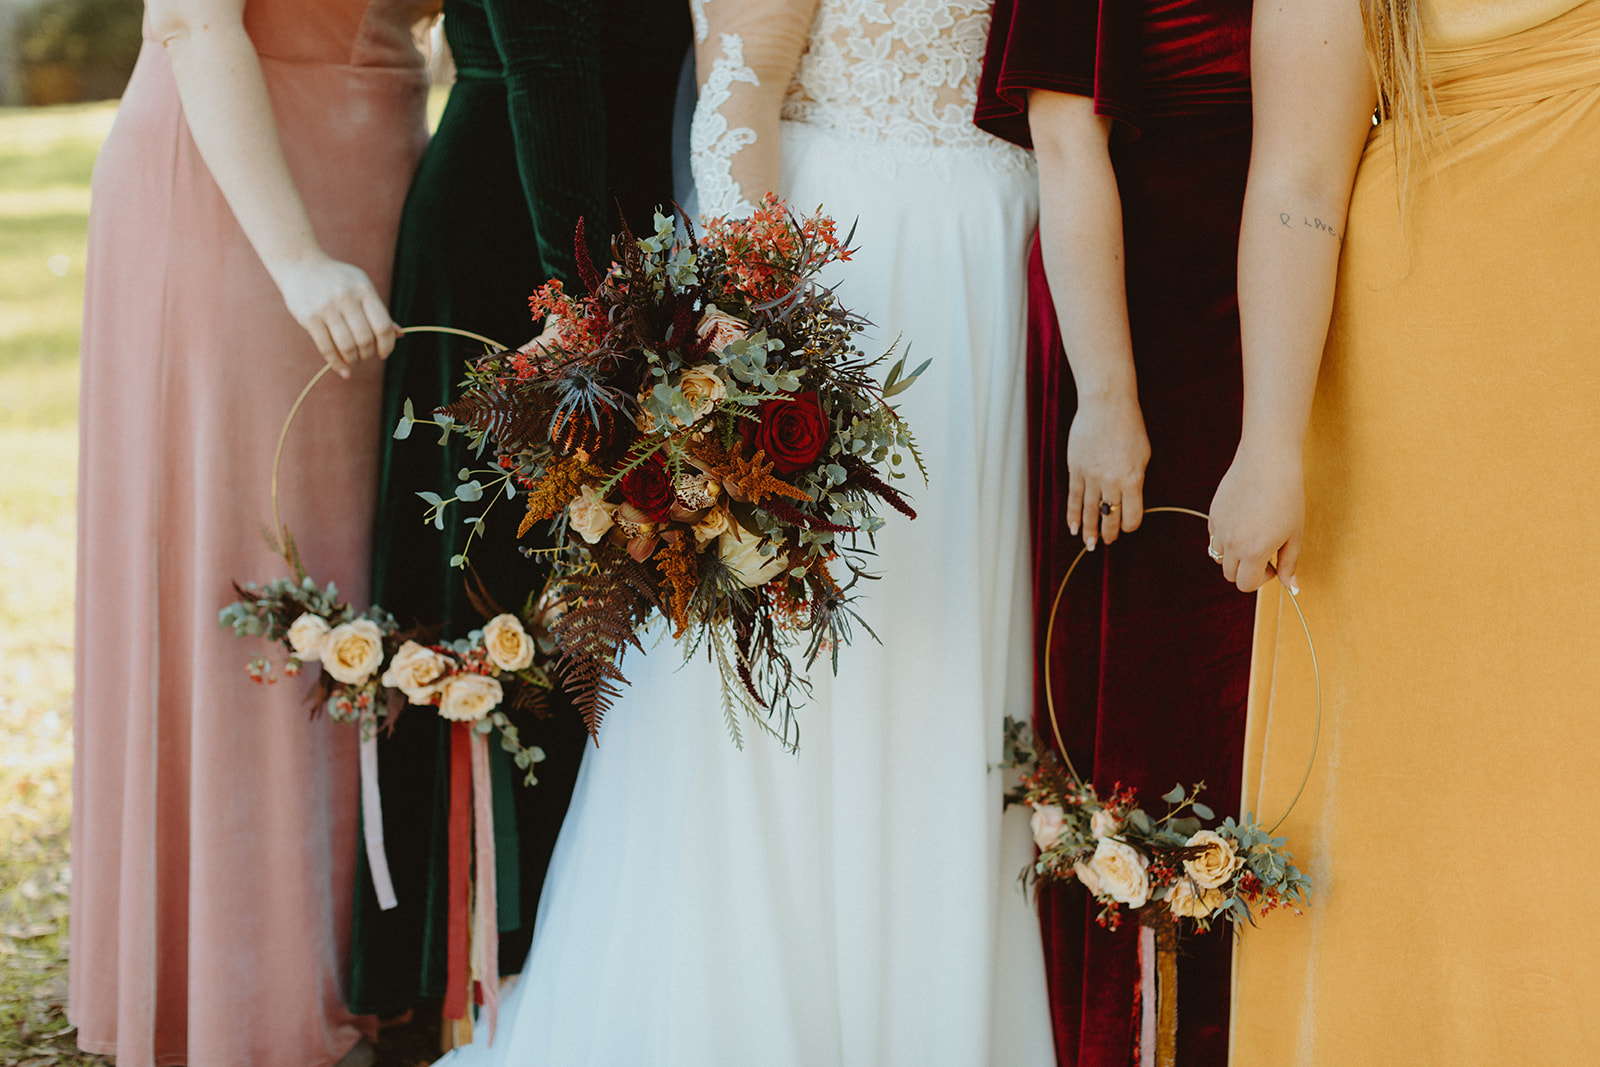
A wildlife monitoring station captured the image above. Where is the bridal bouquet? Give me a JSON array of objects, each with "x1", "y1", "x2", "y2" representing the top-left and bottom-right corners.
[
  {"x1": 402, "y1": 196, "x2": 926, "y2": 744},
  {"x1": 1004, "y1": 719, "x2": 1311, "y2": 932},
  {"x1": 219, "y1": 572, "x2": 548, "y2": 782}
]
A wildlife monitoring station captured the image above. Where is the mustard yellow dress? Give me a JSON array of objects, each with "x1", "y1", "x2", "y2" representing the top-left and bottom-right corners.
[{"x1": 1231, "y1": 2, "x2": 1600, "y2": 1063}]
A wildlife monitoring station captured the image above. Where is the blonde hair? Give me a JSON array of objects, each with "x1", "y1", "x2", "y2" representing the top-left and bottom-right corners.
[{"x1": 1360, "y1": 0, "x2": 1437, "y2": 202}]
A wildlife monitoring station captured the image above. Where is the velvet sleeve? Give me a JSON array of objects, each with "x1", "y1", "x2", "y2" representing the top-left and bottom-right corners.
[
  {"x1": 483, "y1": 0, "x2": 607, "y2": 285},
  {"x1": 975, "y1": 0, "x2": 1143, "y2": 148}
]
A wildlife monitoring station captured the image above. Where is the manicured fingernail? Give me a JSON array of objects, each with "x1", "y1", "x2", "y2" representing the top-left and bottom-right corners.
[
  {"x1": 1287, "y1": 578, "x2": 1300, "y2": 596},
  {"x1": 1086, "y1": 538, "x2": 1097, "y2": 551}
]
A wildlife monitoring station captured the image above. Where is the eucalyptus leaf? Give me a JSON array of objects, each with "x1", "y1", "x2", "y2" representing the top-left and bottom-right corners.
[
  {"x1": 1162, "y1": 783, "x2": 1187, "y2": 804},
  {"x1": 1192, "y1": 801, "x2": 1215, "y2": 820}
]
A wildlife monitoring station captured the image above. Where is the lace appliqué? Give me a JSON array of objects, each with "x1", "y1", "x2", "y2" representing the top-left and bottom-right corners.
[
  {"x1": 689, "y1": 0, "x2": 708, "y2": 43},
  {"x1": 690, "y1": 33, "x2": 761, "y2": 219},
  {"x1": 781, "y1": 0, "x2": 1032, "y2": 171}
]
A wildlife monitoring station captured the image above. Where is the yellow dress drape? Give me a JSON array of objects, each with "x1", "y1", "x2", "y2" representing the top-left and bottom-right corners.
[{"x1": 1230, "y1": 2, "x2": 1600, "y2": 1063}]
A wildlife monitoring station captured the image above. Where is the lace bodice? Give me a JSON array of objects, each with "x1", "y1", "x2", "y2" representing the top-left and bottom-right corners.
[
  {"x1": 690, "y1": 0, "x2": 1032, "y2": 218},
  {"x1": 782, "y1": 1, "x2": 1028, "y2": 159}
]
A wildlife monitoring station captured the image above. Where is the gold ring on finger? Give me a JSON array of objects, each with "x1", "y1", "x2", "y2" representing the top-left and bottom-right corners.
[{"x1": 1098, "y1": 501, "x2": 1119, "y2": 516}]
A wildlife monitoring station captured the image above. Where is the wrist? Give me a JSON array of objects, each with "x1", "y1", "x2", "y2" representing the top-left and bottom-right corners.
[{"x1": 1072, "y1": 372, "x2": 1140, "y2": 409}]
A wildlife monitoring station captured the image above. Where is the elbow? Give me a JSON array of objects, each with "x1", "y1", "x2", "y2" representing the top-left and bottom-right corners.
[
  {"x1": 1026, "y1": 91, "x2": 1112, "y2": 176},
  {"x1": 146, "y1": 1, "x2": 239, "y2": 48}
]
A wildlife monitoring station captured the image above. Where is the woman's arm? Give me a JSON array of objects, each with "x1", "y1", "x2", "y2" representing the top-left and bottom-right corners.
[
  {"x1": 1028, "y1": 90, "x2": 1147, "y2": 550},
  {"x1": 1206, "y1": 0, "x2": 1377, "y2": 592},
  {"x1": 689, "y1": 0, "x2": 817, "y2": 215},
  {"x1": 149, "y1": 0, "x2": 398, "y2": 377}
]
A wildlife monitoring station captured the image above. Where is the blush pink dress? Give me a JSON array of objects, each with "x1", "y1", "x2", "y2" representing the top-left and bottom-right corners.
[{"x1": 69, "y1": 4, "x2": 431, "y2": 1065}]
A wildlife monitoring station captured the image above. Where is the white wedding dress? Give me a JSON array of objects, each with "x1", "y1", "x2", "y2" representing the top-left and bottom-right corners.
[{"x1": 438, "y1": 3, "x2": 1052, "y2": 1063}]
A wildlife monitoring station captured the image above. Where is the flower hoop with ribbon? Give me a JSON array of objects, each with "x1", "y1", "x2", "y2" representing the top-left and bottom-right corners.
[{"x1": 220, "y1": 324, "x2": 547, "y2": 1043}]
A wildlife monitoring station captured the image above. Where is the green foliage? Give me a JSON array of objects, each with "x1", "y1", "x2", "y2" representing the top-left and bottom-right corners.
[{"x1": 19, "y1": 0, "x2": 143, "y2": 67}]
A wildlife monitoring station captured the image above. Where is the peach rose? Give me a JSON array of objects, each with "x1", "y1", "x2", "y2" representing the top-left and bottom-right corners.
[
  {"x1": 697, "y1": 306, "x2": 750, "y2": 353},
  {"x1": 1074, "y1": 859, "x2": 1105, "y2": 898},
  {"x1": 286, "y1": 613, "x2": 331, "y2": 658},
  {"x1": 717, "y1": 522, "x2": 788, "y2": 588},
  {"x1": 568, "y1": 483, "x2": 618, "y2": 544},
  {"x1": 1183, "y1": 830, "x2": 1243, "y2": 889},
  {"x1": 1030, "y1": 804, "x2": 1068, "y2": 852},
  {"x1": 320, "y1": 619, "x2": 385, "y2": 685},
  {"x1": 380, "y1": 640, "x2": 452, "y2": 705},
  {"x1": 1090, "y1": 809, "x2": 1122, "y2": 841},
  {"x1": 482, "y1": 613, "x2": 535, "y2": 672},
  {"x1": 693, "y1": 506, "x2": 731, "y2": 547},
  {"x1": 1088, "y1": 837, "x2": 1150, "y2": 908},
  {"x1": 1166, "y1": 876, "x2": 1228, "y2": 919},
  {"x1": 435, "y1": 673, "x2": 504, "y2": 722},
  {"x1": 675, "y1": 365, "x2": 728, "y2": 424}
]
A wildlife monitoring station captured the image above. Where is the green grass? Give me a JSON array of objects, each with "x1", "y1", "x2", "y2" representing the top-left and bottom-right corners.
[{"x1": 0, "y1": 100, "x2": 102, "y2": 1067}]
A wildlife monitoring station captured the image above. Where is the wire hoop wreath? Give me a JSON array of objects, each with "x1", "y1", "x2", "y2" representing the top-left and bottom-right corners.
[{"x1": 1041, "y1": 506, "x2": 1321, "y2": 833}]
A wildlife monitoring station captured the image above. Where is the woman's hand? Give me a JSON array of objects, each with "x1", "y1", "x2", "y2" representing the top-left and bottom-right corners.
[
  {"x1": 1207, "y1": 443, "x2": 1304, "y2": 593},
  {"x1": 276, "y1": 256, "x2": 399, "y2": 378},
  {"x1": 1066, "y1": 393, "x2": 1150, "y2": 550}
]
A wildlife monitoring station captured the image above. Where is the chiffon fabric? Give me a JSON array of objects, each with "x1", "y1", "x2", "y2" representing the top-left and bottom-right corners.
[
  {"x1": 436, "y1": 3, "x2": 1054, "y2": 1062},
  {"x1": 976, "y1": 3, "x2": 1255, "y2": 1064},
  {"x1": 69, "y1": 3, "x2": 429, "y2": 1065},
  {"x1": 1232, "y1": 2, "x2": 1600, "y2": 1062}
]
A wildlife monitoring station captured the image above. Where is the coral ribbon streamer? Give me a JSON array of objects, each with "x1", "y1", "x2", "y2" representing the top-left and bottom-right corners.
[
  {"x1": 359, "y1": 734, "x2": 398, "y2": 910},
  {"x1": 444, "y1": 722, "x2": 473, "y2": 1021},
  {"x1": 470, "y1": 729, "x2": 500, "y2": 1041}
]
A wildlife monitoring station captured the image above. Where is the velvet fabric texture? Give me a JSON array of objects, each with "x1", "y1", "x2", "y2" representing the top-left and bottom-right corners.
[
  {"x1": 348, "y1": 0, "x2": 692, "y2": 1017},
  {"x1": 977, "y1": 4, "x2": 1255, "y2": 1066},
  {"x1": 68, "y1": 2, "x2": 430, "y2": 1064}
]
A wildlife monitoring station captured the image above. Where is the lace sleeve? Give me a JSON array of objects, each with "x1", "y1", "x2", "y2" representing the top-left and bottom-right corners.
[{"x1": 689, "y1": 0, "x2": 817, "y2": 219}]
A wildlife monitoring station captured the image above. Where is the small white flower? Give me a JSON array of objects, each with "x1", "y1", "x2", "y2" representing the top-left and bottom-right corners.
[
  {"x1": 567, "y1": 483, "x2": 617, "y2": 545},
  {"x1": 286, "y1": 613, "x2": 331, "y2": 658}
]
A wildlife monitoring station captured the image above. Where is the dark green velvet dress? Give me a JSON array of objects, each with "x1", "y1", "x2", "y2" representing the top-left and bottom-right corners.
[{"x1": 348, "y1": 0, "x2": 690, "y2": 1016}]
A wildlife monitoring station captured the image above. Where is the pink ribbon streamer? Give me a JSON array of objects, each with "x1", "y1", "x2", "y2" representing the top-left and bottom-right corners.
[
  {"x1": 1138, "y1": 924, "x2": 1156, "y2": 1067},
  {"x1": 359, "y1": 734, "x2": 398, "y2": 910},
  {"x1": 469, "y1": 729, "x2": 499, "y2": 1042}
]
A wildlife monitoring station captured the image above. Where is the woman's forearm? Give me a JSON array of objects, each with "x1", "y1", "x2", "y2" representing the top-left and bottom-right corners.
[
  {"x1": 1234, "y1": 178, "x2": 1350, "y2": 455},
  {"x1": 1030, "y1": 91, "x2": 1138, "y2": 406},
  {"x1": 153, "y1": 2, "x2": 325, "y2": 282}
]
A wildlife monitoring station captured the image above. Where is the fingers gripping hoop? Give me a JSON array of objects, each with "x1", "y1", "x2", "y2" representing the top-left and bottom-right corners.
[{"x1": 1042, "y1": 506, "x2": 1321, "y2": 833}]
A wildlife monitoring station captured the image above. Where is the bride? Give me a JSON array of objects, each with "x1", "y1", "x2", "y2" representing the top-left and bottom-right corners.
[{"x1": 439, "y1": 2, "x2": 1053, "y2": 1063}]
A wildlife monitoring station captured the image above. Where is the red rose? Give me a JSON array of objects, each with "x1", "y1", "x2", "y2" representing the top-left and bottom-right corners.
[
  {"x1": 739, "y1": 392, "x2": 828, "y2": 474},
  {"x1": 618, "y1": 454, "x2": 674, "y2": 522}
]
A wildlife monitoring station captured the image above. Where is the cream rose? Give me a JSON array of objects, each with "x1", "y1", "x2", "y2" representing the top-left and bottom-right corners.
[
  {"x1": 568, "y1": 483, "x2": 618, "y2": 544},
  {"x1": 482, "y1": 613, "x2": 535, "y2": 672},
  {"x1": 675, "y1": 365, "x2": 728, "y2": 424},
  {"x1": 1090, "y1": 809, "x2": 1122, "y2": 841},
  {"x1": 436, "y1": 673, "x2": 505, "y2": 722},
  {"x1": 717, "y1": 522, "x2": 788, "y2": 588},
  {"x1": 1166, "y1": 876, "x2": 1228, "y2": 920},
  {"x1": 697, "y1": 306, "x2": 750, "y2": 353},
  {"x1": 1030, "y1": 804, "x2": 1068, "y2": 852},
  {"x1": 320, "y1": 619, "x2": 385, "y2": 685},
  {"x1": 1073, "y1": 859, "x2": 1106, "y2": 898},
  {"x1": 693, "y1": 506, "x2": 731, "y2": 548},
  {"x1": 380, "y1": 640, "x2": 452, "y2": 705},
  {"x1": 1183, "y1": 830, "x2": 1244, "y2": 890},
  {"x1": 286, "y1": 613, "x2": 331, "y2": 658},
  {"x1": 1088, "y1": 837, "x2": 1150, "y2": 908}
]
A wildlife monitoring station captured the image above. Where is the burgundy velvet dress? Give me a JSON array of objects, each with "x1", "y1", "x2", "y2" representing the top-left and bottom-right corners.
[{"x1": 977, "y1": 3, "x2": 1254, "y2": 1065}]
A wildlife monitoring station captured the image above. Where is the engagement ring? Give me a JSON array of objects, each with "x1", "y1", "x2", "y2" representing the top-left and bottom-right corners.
[{"x1": 1207, "y1": 544, "x2": 1224, "y2": 562}]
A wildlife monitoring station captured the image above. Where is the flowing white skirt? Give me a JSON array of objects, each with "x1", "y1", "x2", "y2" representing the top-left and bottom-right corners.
[{"x1": 438, "y1": 121, "x2": 1053, "y2": 1067}]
